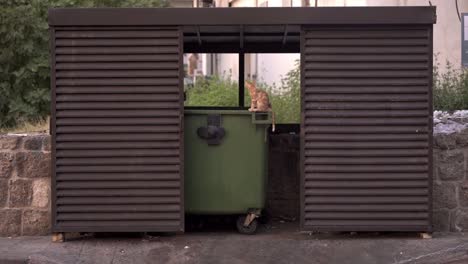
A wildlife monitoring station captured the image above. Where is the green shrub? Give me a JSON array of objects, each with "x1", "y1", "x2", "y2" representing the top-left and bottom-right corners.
[
  {"x1": 267, "y1": 60, "x2": 300, "y2": 123},
  {"x1": 185, "y1": 61, "x2": 301, "y2": 123},
  {"x1": 1, "y1": 0, "x2": 51, "y2": 128},
  {"x1": 433, "y1": 58, "x2": 468, "y2": 111},
  {"x1": 185, "y1": 76, "x2": 239, "y2": 107},
  {"x1": 0, "y1": 0, "x2": 168, "y2": 129}
]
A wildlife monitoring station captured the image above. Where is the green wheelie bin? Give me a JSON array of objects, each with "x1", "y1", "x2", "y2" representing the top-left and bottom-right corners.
[{"x1": 184, "y1": 109, "x2": 271, "y2": 234}]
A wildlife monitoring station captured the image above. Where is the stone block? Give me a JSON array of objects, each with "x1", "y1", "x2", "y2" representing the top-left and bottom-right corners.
[
  {"x1": 437, "y1": 149, "x2": 464, "y2": 181},
  {"x1": 0, "y1": 179, "x2": 7, "y2": 207},
  {"x1": 0, "y1": 136, "x2": 20, "y2": 150},
  {"x1": 453, "y1": 209, "x2": 468, "y2": 232},
  {"x1": 433, "y1": 181, "x2": 457, "y2": 210},
  {"x1": 0, "y1": 152, "x2": 14, "y2": 178},
  {"x1": 459, "y1": 182, "x2": 468, "y2": 208},
  {"x1": 9, "y1": 179, "x2": 33, "y2": 207},
  {"x1": 432, "y1": 209, "x2": 451, "y2": 232},
  {"x1": 450, "y1": 210, "x2": 458, "y2": 232},
  {"x1": 0, "y1": 210, "x2": 21, "y2": 236},
  {"x1": 23, "y1": 136, "x2": 44, "y2": 151},
  {"x1": 32, "y1": 178, "x2": 50, "y2": 208},
  {"x1": 456, "y1": 128, "x2": 468, "y2": 147},
  {"x1": 22, "y1": 210, "x2": 50, "y2": 236},
  {"x1": 16, "y1": 152, "x2": 51, "y2": 178},
  {"x1": 42, "y1": 136, "x2": 51, "y2": 152},
  {"x1": 433, "y1": 133, "x2": 457, "y2": 150}
]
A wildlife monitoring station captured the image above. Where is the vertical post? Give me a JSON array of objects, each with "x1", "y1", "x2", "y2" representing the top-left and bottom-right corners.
[{"x1": 239, "y1": 52, "x2": 245, "y2": 107}]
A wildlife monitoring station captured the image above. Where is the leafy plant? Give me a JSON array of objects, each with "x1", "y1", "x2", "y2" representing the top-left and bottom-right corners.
[
  {"x1": 0, "y1": 0, "x2": 168, "y2": 129},
  {"x1": 1, "y1": 0, "x2": 51, "y2": 128},
  {"x1": 433, "y1": 57, "x2": 468, "y2": 111},
  {"x1": 267, "y1": 60, "x2": 300, "y2": 123},
  {"x1": 185, "y1": 60, "x2": 301, "y2": 123},
  {"x1": 185, "y1": 76, "x2": 240, "y2": 107}
]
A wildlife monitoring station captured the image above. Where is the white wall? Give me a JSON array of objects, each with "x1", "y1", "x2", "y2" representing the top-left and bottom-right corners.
[
  {"x1": 255, "y1": 54, "x2": 297, "y2": 86},
  {"x1": 366, "y1": 0, "x2": 468, "y2": 68},
  {"x1": 216, "y1": 54, "x2": 239, "y2": 80},
  {"x1": 316, "y1": 0, "x2": 366, "y2": 6},
  {"x1": 430, "y1": 0, "x2": 467, "y2": 68},
  {"x1": 231, "y1": 0, "x2": 257, "y2": 6}
]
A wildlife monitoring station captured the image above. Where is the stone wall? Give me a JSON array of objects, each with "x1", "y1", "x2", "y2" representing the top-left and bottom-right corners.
[
  {"x1": 1, "y1": 130, "x2": 468, "y2": 236},
  {"x1": 0, "y1": 134, "x2": 51, "y2": 236},
  {"x1": 433, "y1": 130, "x2": 468, "y2": 232}
]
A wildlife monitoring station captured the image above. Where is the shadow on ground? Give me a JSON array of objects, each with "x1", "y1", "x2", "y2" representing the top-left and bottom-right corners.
[{"x1": 1, "y1": 218, "x2": 468, "y2": 264}]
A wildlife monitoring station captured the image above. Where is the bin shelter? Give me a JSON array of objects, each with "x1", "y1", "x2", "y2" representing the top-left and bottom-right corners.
[{"x1": 48, "y1": 7, "x2": 436, "y2": 233}]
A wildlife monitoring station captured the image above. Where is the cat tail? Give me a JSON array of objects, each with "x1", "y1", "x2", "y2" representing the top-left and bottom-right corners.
[{"x1": 270, "y1": 110, "x2": 275, "y2": 132}]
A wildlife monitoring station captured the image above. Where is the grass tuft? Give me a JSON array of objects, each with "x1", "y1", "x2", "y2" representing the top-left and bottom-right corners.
[{"x1": 0, "y1": 117, "x2": 49, "y2": 134}]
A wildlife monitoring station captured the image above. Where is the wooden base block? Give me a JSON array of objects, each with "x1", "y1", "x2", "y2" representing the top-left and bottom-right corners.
[
  {"x1": 52, "y1": 233, "x2": 65, "y2": 243},
  {"x1": 419, "y1": 233, "x2": 432, "y2": 239}
]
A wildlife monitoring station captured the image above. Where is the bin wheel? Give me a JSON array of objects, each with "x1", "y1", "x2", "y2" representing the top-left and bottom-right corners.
[{"x1": 236, "y1": 216, "x2": 258, "y2": 235}]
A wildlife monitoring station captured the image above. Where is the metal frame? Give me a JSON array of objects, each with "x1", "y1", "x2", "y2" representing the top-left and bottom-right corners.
[
  {"x1": 49, "y1": 27, "x2": 58, "y2": 231},
  {"x1": 49, "y1": 7, "x2": 435, "y2": 26},
  {"x1": 462, "y1": 13, "x2": 467, "y2": 67},
  {"x1": 178, "y1": 26, "x2": 186, "y2": 232},
  {"x1": 299, "y1": 27, "x2": 306, "y2": 231},
  {"x1": 50, "y1": 25, "x2": 185, "y2": 233},
  {"x1": 239, "y1": 52, "x2": 245, "y2": 107},
  {"x1": 49, "y1": 6, "x2": 436, "y2": 233},
  {"x1": 428, "y1": 26, "x2": 434, "y2": 233},
  {"x1": 299, "y1": 24, "x2": 434, "y2": 232}
]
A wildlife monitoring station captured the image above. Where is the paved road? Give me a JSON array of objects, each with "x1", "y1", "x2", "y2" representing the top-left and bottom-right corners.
[{"x1": 1, "y1": 225, "x2": 468, "y2": 264}]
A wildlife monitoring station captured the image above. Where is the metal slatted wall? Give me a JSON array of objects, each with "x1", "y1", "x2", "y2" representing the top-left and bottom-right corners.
[
  {"x1": 301, "y1": 26, "x2": 432, "y2": 232},
  {"x1": 51, "y1": 26, "x2": 184, "y2": 232}
]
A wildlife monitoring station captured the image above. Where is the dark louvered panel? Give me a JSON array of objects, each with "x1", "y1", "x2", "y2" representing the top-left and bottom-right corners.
[
  {"x1": 301, "y1": 26, "x2": 432, "y2": 232},
  {"x1": 51, "y1": 27, "x2": 183, "y2": 232}
]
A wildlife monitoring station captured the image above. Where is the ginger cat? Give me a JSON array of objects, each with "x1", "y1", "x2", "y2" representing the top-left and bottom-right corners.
[{"x1": 245, "y1": 80, "x2": 275, "y2": 132}]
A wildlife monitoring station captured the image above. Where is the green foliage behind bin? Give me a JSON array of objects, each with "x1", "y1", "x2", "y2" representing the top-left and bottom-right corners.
[{"x1": 185, "y1": 61, "x2": 301, "y2": 124}]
